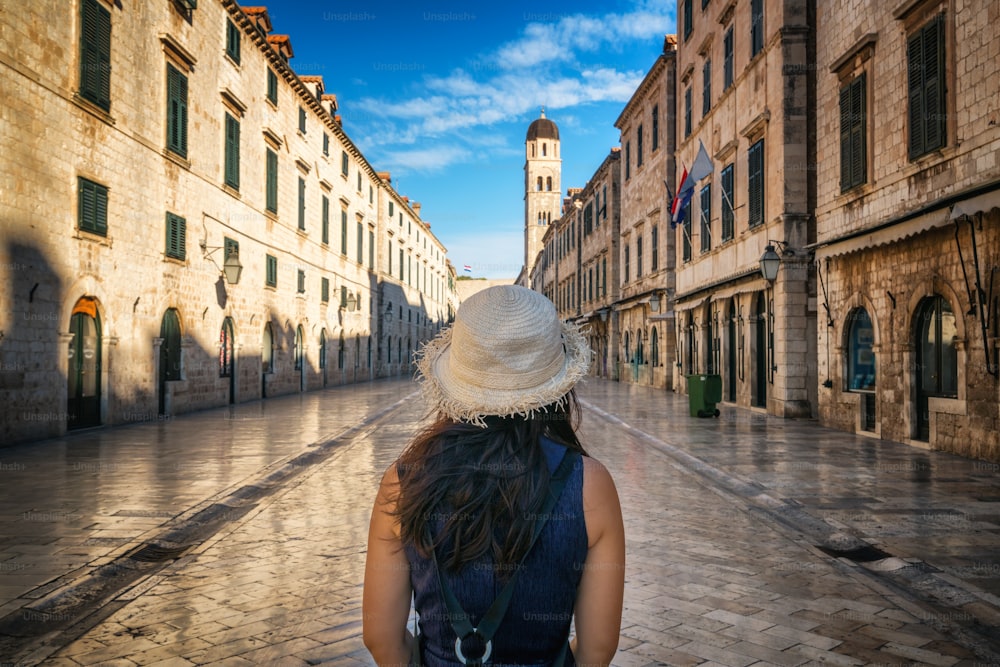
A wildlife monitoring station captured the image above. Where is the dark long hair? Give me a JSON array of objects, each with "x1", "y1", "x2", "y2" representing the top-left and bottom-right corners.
[{"x1": 393, "y1": 391, "x2": 587, "y2": 574}]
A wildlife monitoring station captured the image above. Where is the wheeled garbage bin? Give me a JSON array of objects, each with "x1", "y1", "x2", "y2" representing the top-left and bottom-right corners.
[{"x1": 686, "y1": 374, "x2": 722, "y2": 417}]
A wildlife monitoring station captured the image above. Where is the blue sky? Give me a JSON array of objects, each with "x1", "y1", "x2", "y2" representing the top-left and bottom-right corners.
[{"x1": 267, "y1": 1, "x2": 676, "y2": 279}]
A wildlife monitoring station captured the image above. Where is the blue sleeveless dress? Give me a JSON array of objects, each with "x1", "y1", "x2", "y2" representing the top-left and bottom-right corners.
[{"x1": 403, "y1": 437, "x2": 588, "y2": 666}]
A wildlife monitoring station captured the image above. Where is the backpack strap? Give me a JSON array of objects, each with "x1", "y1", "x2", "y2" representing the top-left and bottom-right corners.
[{"x1": 432, "y1": 448, "x2": 579, "y2": 666}]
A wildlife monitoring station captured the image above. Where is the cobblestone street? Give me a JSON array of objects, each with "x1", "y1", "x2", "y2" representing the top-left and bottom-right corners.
[{"x1": 1, "y1": 378, "x2": 998, "y2": 666}]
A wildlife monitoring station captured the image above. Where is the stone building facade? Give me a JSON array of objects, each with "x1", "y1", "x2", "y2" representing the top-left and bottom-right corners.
[
  {"x1": 615, "y1": 37, "x2": 679, "y2": 389},
  {"x1": 0, "y1": 1, "x2": 453, "y2": 445},
  {"x1": 813, "y1": 0, "x2": 1000, "y2": 460},
  {"x1": 672, "y1": 0, "x2": 817, "y2": 417}
]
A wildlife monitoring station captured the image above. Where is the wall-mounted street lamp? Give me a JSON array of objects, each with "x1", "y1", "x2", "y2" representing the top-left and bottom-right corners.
[
  {"x1": 759, "y1": 240, "x2": 790, "y2": 283},
  {"x1": 598, "y1": 308, "x2": 609, "y2": 322},
  {"x1": 200, "y1": 241, "x2": 243, "y2": 285},
  {"x1": 647, "y1": 291, "x2": 662, "y2": 313}
]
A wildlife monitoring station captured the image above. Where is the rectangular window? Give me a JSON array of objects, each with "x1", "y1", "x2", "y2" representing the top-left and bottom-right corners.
[
  {"x1": 700, "y1": 184, "x2": 712, "y2": 253},
  {"x1": 297, "y1": 269, "x2": 305, "y2": 293},
  {"x1": 637, "y1": 124, "x2": 644, "y2": 167},
  {"x1": 748, "y1": 139, "x2": 765, "y2": 228},
  {"x1": 265, "y1": 148, "x2": 278, "y2": 213},
  {"x1": 369, "y1": 230, "x2": 374, "y2": 269},
  {"x1": 78, "y1": 177, "x2": 108, "y2": 236},
  {"x1": 166, "y1": 63, "x2": 188, "y2": 158},
  {"x1": 683, "y1": 0, "x2": 693, "y2": 40},
  {"x1": 224, "y1": 113, "x2": 240, "y2": 190},
  {"x1": 388, "y1": 240, "x2": 393, "y2": 274},
  {"x1": 652, "y1": 105, "x2": 659, "y2": 151},
  {"x1": 602, "y1": 257, "x2": 607, "y2": 296},
  {"x1": 357, "y1": 221, "x2": 363, "y2": 263},
  {"x1": 297, "y1": 177, "x2": 306, "y2": 230},
  {"x1": 389, "y1": 201, "x2": 395, "y2": 218},
  {"x1": 624, "y1": 245, "x2": 630, "y2": 283},
  {"x1": 399, "y1": 248, "x2": 404, "y2": 280},
  {"x1": 225, "y1": 18, "x2": 241, "y2": 64},
  {"x1": 267, "y1": 68, "x2": 278, "y2": 104},
  {"x1": 341, "y1": 285, "x2": 348, "y2": 308},
  {"x1": 703, "y1": 60, "x2": 712, "y2": 117},
  {"x1": 341, "y1": 210, "x2": 348, "y2": 255},
  {"x1": 321, "y1": 277, "x2": 329, "y2": 303},
  {"x1": 721, "y1": 163, "x2": 735, "y2": 241},
  {"x1": 682, "y1": 201, "x2": 692, "y2": 262},
  {"x1": 298, "y1": 107, "x2": 306, "y2": 134},
  {"x1": 625, "y1": 141, "x2": 631, "y2": 180},
  {"x1": 323, "y1": 132, "x2": 329, "y2": 156},
  {"x1": 651, "y1": 225, "x2": 659, "y2": 271},
  {"x1": 341, "y1": 151, "x2": 349, "y2": 176},
  {"x1": 684, "y1": 88, "x2": 692, "y2": 138},
  {"x1": 724, "y1": 28, "x2": 734, "y2": 90},
  {"x1": 357, "y1": 172, "x2": 362, "y2": 193},
  {"x1": 165, "y1": 212, "x2": 186, "y2": 259},
  {"x1": 751, "y1": 0, "x2": 764, "y2": 57},
  {"x1": 840, "y1": 73, "x2": 867, "y2": 191},
  {"x1": 636, "y1": 235, "x2": 643, "y2": 277},
  {"x1": 321, "y1": 195, "x2": 330, "y2": 244},
  {"x1": 80, "y1": 0, "x2": 111, "y2": 111},
  {"x1": 224, "y1": 237, "x2": 239, "y2": 264},
  {"x1": 266, "y1": 254, "x2": 277, "y2": 287},
  {"x1": 908, "y1": 14, "x2": 946, "y2": 159}
]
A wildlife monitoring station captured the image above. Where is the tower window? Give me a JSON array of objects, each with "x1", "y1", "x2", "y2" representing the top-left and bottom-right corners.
[
  {"x1": 546, "y1": 176, "x2": 552, "y2": 191},
  {"x1": 537, "y1": 176, "x2": 542, "y2": 191},
  {"x1": 542, "y1": 143, "x2": 547, "y2": 156}
]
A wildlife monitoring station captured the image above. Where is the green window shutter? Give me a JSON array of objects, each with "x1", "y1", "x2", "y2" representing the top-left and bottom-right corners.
[
  {"x1": 166, "y1": 64, "x2": 188, "y2": 157},
  {"x1": 906, "y1": 17, "x2": 946, "y2": 160},
  {"x1": 341, "y1": 211, "x2": 348, "y2": 254},
  {"x1": 748, "y1": 139, "x2": 764, "y2": 227},
  {"x1": 369, "y1": 230, "x2": 374, "y2": 268},
  {"x1": 389, "y1": 201, "x2": 394, "y2": 217},
  {"x1": 266, "y1": 148, "x2": 278, "y2": 213},
  {"x1": 321, "y1": 277, "x2": 329, "y2": 303},
  {"x1": 840, "y1": 75, "x2": 867, "y2": 191},
  {"x1": 703, "y1": 60, "x2": 712, "y2": 116},
  {"x1": 297, "y1": 270, "x2": 305, "y2": 293},
  {"x1": 341, "y1": 151, "x2": 349, "y2": 176},
  {"x1": 721, "y1": 164, "x2": 734, "y2": 241},
  {"x1": 341, "y1": 285, "x2": 347, "y2": 308},
  {"x1": 78, "y1": 177, "x2": 108, "y2": 236},
  {"x1": 297, "y1": 177, "x2": 306, "y2": 230},
  {"x1": 165, "y1": 212, "x2": 186, "y2": 260},
  {"x1": 322, "y1": 195, "x2": 330, "y2": 244},
  {"x1": 267, "y1": 68, "x2": 277, "y2": 104},
  {"x1": 357, "y1": 221, "x2": 363, "y2": 263},
  {"x1": 399, "y1": 248, "x2": 404, "y2": 280},
  {"x1": 682, "y1": 202, "x2": 692, "y2": 262},
  {"x1": 700, "y1": 185, "x2": 711, "y2": 253},
  {"x1": 80, "y1": 0, "x2": 111, "y2": 111},
  {"x1": 266, "y1": 254, "x2": 277, "y2": 287},
  {"x1": 299, "y1": 107, "x2": 306, "y2": 134},
  {"x1": 226, "y1": 19, "x2": 241, "y2": 64},
  {"x1": 323, "y1": 132, "x2": 329, "y2": 156},
  {"x1": 224, "y1": 113, "x2": 240, "y2": 189}
]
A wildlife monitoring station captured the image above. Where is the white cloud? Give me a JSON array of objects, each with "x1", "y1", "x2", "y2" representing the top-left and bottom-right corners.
[{"x1": 380, "y1": 145, "x2": 472, "y2": 173}]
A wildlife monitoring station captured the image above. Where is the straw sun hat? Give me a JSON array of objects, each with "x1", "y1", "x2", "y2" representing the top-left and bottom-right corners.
[{"x1": 416, "y1": 285, "x2": 591, "y2": 426}]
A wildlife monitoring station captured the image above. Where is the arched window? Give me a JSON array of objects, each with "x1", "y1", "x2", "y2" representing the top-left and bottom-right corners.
[
  {"x1": 294, "y1": 325, "x2": 304, "y2": 370},
  {"x1": 636, "y1": 329, "x2": 644, "y2": 365},
  {"x1": 846, "y1": 308, "x2": 875, "y2": 391},
  {"x1": 542, "y1": 143, "x2": 547, "y2": 156},
  {"x1": 651, "y1": 327, "x2": 659, "y2": 367},
  {"x1": 219, "y1": 318, "x2": 235, "y2": 378},
  {"x1": 262, "y1": 323, "x2": 274, "y2": 373},
  {"x1": 623, "y1": 331, "x2": 631, "y2": 363},
  {"x1": 536, "y1": 176, "x2": 542, "y2": 191},
  {"x1": 915, "y1": 295, "x2": 957, "y2": 397},
  {"x1": 68, "y1": 297, "x2": 102, "y2": 429},
  {"x1": 546, "y1": 176, "x2": 552, "y2": 191}
]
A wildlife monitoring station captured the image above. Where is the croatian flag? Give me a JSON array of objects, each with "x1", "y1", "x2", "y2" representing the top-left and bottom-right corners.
[
  {"x1": 670, "y1": 140, "x2": 713, "y2": 227},
  {"x1": 463, "y1": 265, "x2": 472, "y2": 273}
]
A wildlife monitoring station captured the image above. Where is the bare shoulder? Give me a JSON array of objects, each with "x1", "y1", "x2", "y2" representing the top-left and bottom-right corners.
[
  {"x1": 581, "y1": 455, "x2": 616, "y2": 495},
  {"x1": 579, "y1": 454, "x2": 623, "y2": 548}
]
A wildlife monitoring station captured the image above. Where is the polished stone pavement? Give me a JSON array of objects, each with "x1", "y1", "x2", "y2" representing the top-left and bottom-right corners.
[{"x1": 0, "y1": 377, "x2": 997, "y2": 665}]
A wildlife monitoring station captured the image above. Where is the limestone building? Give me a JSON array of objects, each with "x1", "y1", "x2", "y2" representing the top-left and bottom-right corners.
[
  {"x1": 522, "y1": 111, "x2": 563, "y2": 287},
  {"x1": 0, "y1": 1, "x2": 453, "y2": 446},
  {"x1": 614, "y1": 37, "x2": 679, "y2": 389},
  {"x1": 813, "y1": 0, "x2": 1000, "y2": 459},
  {"x1": 672, "y1": 0, "x2": 817, "y2": 417}
]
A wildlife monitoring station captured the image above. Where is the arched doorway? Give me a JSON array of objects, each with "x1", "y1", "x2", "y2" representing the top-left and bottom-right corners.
[
  {"x1": 726, "y1": 298, "x2": 737, "y2": 402},
  {"x1": 752, "y1": 293, "x2": 767, "y2": 408},
  {"x1": 319, "y1": 329, "x2": 328, "y2": 387},
  {"x1": 220, "y1": 317, "x2": 236, "y2": 404},
  {"x1": 295, "y1": 325, "x2": 305, "y2": 391},
  {"x1": 159, "y1": 309, "x2": 181, "y2": 416},
  {"x1": 68, "y1": 297, "x2": 102, "y2": 429},
  {"x1": 261, "y1": 323, "x2": 274, "y2": 398},
  {"x1": 914, "y1": 295, "x2": 957, "y2": 441}
]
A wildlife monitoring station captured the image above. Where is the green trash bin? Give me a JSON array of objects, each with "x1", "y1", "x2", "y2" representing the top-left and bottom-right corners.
[{"x1": 686, "y1": 374, "x2": 722, "y2": 418}]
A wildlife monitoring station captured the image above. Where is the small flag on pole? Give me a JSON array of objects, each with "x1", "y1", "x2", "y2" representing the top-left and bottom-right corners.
[
  {"x1": 669, "y1": 140, "x2": 714, "y2": 228},
  {"x1": 463, "y1": 264, "x2": 472, "y2": 273}
]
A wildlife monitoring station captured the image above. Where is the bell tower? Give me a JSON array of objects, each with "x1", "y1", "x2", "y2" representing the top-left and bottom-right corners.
[{"x1": 524, "y1": 109, "x2": 562, "y2": 285}]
